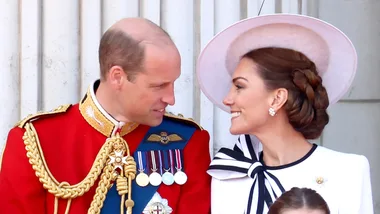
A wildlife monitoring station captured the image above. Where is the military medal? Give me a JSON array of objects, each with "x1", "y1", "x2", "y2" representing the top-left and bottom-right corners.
[
  {"x1": 149, "y1": 151, "x2": 162, "y2": 186},
  {"x1": 135, "y1": 151, "x2": 149, "y2": 187},
  {"x1": 148, "y1": 202, "x2": 166, "y2": 214},
  {"x1": 161, "y1": 150, "x2": 174, "y2": 186},
  {"x1": 143, "y1": 192, "x2": 173, "y2": 214},
  {"x1": 174, "y1": 149, "x2": 187, "y2": 185}
]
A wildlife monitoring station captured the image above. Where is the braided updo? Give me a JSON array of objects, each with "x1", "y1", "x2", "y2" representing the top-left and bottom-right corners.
[{"x1": 243, "y1": 47, "x2": 329, "y2": 139}]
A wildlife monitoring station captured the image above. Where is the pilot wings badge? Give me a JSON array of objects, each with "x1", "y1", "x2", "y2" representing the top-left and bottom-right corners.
[{"x1": 147, "y1": 132, "x2": 183, "y2": 145}]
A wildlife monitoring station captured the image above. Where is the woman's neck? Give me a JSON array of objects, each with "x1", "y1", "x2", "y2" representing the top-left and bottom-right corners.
[{"x1": 253, "y1": 124, "x2": 312, "y2": 167}]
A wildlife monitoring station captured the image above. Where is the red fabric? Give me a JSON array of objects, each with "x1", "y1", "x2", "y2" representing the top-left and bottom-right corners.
[{"x1": 0, "y1": 104, "x2": 211, "y2": 214}]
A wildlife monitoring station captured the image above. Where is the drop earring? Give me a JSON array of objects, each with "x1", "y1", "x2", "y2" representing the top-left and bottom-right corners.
[{"x1": 269, "y1": 107, "x2": 276, "y2": 116}]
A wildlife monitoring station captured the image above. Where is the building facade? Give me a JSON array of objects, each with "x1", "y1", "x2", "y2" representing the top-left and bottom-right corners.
[{"x1": 0, "y1": 0, "x2": 379, "y2": 212}]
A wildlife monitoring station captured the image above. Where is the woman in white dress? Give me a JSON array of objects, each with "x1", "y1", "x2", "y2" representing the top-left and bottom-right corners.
[{"x1": 196, "y1": 14, "x2": 373, "y2": 214}]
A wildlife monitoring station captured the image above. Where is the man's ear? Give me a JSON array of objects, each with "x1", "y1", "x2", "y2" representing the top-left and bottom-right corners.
[{"x1": 107, "y1": 65, "x2": 126, "y2": 89}]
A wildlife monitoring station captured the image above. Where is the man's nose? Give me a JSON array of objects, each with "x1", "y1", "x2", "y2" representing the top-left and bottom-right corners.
[{"x1": 162, "y1": 85, "x2": 175, "y2": 105}]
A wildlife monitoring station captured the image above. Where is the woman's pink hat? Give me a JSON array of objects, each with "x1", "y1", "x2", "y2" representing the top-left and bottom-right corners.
[{"x1": 196, "y1": 14, "x2": 357, "y2": 112}]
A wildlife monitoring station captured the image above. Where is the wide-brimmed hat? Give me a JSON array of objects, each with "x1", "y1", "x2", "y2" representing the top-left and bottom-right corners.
[{"x1": 196, "y1": 13, "x2": 357, "y2": 112}]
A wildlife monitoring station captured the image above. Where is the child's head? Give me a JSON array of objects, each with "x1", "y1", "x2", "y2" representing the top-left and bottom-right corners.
[{"x1": 268, "y1": 187, "x2": 330, "y2": 214}]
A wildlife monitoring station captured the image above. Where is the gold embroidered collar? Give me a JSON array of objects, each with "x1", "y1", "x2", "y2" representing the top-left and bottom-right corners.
[{"x1": 79, "y1": 80, "x2": 139, "y2": 137}]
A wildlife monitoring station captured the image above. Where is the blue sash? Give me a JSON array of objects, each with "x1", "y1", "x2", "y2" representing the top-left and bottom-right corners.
[{"x1": 101, "y1": 118, "x2": 196, "y2": 214}]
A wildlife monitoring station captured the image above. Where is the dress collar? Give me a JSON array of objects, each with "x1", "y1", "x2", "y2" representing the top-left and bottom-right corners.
[
  {"x1": 79, "y1": 80, "x2": 139, "y2": 137},
  {"x1": 207, "y1": 135, "x2": 284, "y2": 214},
  {"x1": 208, "y1": 135, "x2": 318, "y2": 214}
]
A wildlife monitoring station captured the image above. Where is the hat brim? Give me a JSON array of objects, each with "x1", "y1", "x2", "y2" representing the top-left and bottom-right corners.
[{"x1": 196, "y1": 14, "x2": 357, "y2": 113}]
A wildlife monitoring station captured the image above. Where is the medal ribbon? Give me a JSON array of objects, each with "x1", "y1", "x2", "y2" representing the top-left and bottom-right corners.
[
  {"x1": 158, "y1": 150, "x2": 163, "y2": 175},
  {"x1": 169, "y1": 150, "x2": 175, "y2": 173},
  {"x1": 150, "y1": 151, "x2": 158, "y2": 172},
  {"x1": 146, "y1": 151, "x2": 151, "y2": 174},
  {"x1": 175, "y1": 149, "x2": 183, "y2": 170},
  {"x1": 163, "y1": 150, "x2": 170, "y2": 172},
  {"x1": 137, "y1": 151, "x2": 145, "y2": 173}
]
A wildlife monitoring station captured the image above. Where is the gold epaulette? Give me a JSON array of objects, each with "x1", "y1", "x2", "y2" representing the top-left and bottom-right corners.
[
  {"x1": 164, "y1": 112, "x2": 203, "y2": 130},
  {"x1": 15, "y1": 104, "x2": 72, "y2": 128}
]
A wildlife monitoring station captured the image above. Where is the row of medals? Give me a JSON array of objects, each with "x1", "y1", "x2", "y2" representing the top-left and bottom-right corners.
[{"x1": 135, "y1": 150, "x2": 187, "y2": 187}]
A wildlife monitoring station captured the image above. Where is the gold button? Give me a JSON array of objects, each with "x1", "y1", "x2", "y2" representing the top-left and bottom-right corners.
[{"x1": 316, "y1": 177, "x2": 324, "y2": 184}]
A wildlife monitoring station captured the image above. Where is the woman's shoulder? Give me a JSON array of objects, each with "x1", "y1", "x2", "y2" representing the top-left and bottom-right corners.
[
  {"x1": 314, "y1": 145, "x2": 370, "y2": 172},
  {"x1": 314, "y1": 146, "x2": 373, "y2": 213}
]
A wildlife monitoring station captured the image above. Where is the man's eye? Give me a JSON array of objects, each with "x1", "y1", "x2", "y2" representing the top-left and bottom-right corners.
[{"x1": 152, "y1": 84, "x2": 165, "y2": 88}]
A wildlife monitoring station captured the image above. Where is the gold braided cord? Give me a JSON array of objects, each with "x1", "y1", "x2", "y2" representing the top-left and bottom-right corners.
[
  {"x1": 53, "y1": 196, "x2": 72, "y2": 214},
  {"x1": 115, "y1": 157, "x2": 136, "y2": 214},
  {"x1": 54, "y1": 197, "x2": 59, "y2": 214},
  {"x1": 117, "y1": 176, "x2": 128, "y2": 214},
  {"x1": 23, "y1": 122, "x2": 113, "y2": 199},
  {"x1": 88, "y1": 134, "x2": 137, "y2": 214},
  {"x1": 124, "y1": 158, "x2": 136, "y2": 214},
  {"x1": 116, "y1": 176, "x2": 129, "y2": 195},
  {"x1": 123, "y1": 157, "x2": 137, "y2": 181},
  {"x1": 88, "y1": 165, "x2": 114, "y2": 214},
  {"x1": 66, "y1": 199, "x2": 72, "y2": 214},
  {"x1": 53, "y1": 182, "x2": 74, "y2": 214},
  {"x1": 23, "y1": 122, "x2": 136, "y2": 214},
  {"x1": 108, "y1": 134, "x2": 137, "y2": 214}
]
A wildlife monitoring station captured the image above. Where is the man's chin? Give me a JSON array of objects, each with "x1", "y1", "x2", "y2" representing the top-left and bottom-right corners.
[{"x1": 146, "y1": 117, "x2": 164, "y2": 127}]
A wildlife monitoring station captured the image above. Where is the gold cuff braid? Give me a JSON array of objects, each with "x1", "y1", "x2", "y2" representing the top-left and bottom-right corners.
[{"x1": 23, "y1": 122, "x2": 136, "y2": 214}]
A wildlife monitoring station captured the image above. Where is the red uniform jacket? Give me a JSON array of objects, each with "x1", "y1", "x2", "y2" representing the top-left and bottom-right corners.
[{"x1": 0, "y1": 86, "x2": 211, "y2": 214}]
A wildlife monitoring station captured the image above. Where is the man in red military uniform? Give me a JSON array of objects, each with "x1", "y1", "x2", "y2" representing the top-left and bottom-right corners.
[{"x1": 0, "y1": 17, "x2": 211, "y2": 214}]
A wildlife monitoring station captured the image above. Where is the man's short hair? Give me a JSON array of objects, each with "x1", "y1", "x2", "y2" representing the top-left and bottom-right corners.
[{"x1": 98, "y1": 29, "x2": 144, "y2": 82}]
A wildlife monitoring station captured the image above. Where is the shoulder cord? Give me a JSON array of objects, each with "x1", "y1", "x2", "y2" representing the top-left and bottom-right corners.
[{"x1": 23, "y1": 122, "x2": 136, "y2": 214}]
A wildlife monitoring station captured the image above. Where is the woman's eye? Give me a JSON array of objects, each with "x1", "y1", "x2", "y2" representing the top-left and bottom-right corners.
[{"x1": 235, "y1": 84, "x2": 243, "y2": 89}]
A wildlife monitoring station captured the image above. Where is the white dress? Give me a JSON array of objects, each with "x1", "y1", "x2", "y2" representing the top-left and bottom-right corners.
[{"x1": 208, "y1": 135, "x2": 373, "y2": 214}]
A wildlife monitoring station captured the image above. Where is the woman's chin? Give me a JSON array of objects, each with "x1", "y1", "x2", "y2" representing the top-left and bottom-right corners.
[{"x1": 229, "y1": 126, "x2": 245, "y2": 135}]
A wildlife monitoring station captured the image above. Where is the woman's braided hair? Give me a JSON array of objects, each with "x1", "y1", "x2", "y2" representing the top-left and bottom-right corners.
[{"x1": 244, "y1": 47, "x2": 329, "y2": 139}]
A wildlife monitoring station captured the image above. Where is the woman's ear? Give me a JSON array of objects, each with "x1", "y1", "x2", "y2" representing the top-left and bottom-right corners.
[{"x1": 270, "y1": 88, "x2": 288, "y2": 111}]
